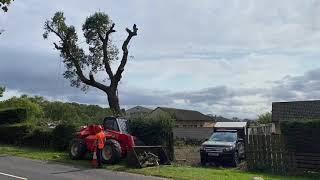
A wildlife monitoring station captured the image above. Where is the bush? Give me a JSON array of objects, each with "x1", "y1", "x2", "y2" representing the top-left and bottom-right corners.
[
  {"x1": 128, "y1": 114, "x2": 174, "y2": 146},
  {"x1": 23, "y1": 127, "x2": 52, "y2": 149},
  {"x1": 257, "y1": 112, "x2": 272, "y2": 124},
  {"x1": 281, "y1": 119, "x2": 320, "y2": 153},
  {"x1": 0, "y1": 108, "x2": 27, "y2": 125},
  {"x1": 51, "y1": 123, "x2": 78, "y2": 151},
  {"x1": 0, "y1": 123, "x2": 34, "y2": 145},
  {"x1": 0, "y1": 97, "x2": 44, "y2": 124}
]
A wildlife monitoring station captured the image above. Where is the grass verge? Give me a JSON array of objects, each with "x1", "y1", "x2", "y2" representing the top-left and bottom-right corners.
[{"x1": 0, "y1": 144, "x2": 317, "y2": 180}]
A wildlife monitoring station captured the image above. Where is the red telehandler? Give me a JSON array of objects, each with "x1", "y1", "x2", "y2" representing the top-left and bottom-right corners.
[{"x1": 69, "y1": 117, "x2": 170, "y2": 167}]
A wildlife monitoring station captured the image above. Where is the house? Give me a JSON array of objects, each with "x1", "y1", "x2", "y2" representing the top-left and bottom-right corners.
[
  {"x1": 149, "y1": 107, "x2": 215, "y2": 140},
  {"x1": 272, "y1": 100, "x2": 320, "y2": 133},
  {"x1": 150, "y1": 107, "x2": 215, "y2": 128},
  {"x1": 125, "y1": 106, "x2": 152, "y2": 118}
]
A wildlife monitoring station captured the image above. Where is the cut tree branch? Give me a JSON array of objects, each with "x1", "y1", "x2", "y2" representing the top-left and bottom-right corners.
[
  {"x1": 101, "y1": 23, "x2": 116, "y2": 80},
  {"x1": 113, "y1": 24, "x2": 138, "y2": 85}
]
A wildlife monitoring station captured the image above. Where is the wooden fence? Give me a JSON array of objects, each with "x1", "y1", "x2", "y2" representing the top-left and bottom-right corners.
[
  {"x1": 246, "y1": 134, "x2": 289, "y2": 173},
  {"x1": 246, "y1": 134, "x2": 320, "y2": 174}
]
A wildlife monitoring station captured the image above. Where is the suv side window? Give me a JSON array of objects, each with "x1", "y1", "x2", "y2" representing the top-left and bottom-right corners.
[{"x1": 104, "y1": 119, "x2": 119, "y2": 131}]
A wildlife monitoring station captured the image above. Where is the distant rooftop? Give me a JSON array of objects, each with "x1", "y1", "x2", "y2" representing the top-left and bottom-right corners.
[
  {"x1": 154, "y1": 107, "x2": 214, "y2": 121},
  {"x1": 126, "y1": 106, "x2": 152, "y2": 114}
]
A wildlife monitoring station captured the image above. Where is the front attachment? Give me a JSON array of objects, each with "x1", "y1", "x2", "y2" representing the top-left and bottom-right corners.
[{"x1": 126, "y1": 146, "x2": 170, "y2": 168}]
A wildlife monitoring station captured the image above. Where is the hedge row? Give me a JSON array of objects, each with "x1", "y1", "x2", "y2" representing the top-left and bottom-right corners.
[
  {"x1": 280, "y1": 119, "x2": 320, "y2": 134},
  {"x1": 281, "y1": 119, "x2": 320, "y2": 153},
  {"x1": 128, "y1": 114, "x2": 174, "y2": 146},
  {"x1": 0, "y1": 123, "x2": 77, "y2": 150},
  {"x1": 0, "y1": 108, "x2": 27, "y2": 125}
]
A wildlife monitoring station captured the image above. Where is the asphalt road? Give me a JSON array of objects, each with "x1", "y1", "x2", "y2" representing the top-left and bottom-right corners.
[{"x1": 0, "y1": 156, "x2": 166, "y2": 180}]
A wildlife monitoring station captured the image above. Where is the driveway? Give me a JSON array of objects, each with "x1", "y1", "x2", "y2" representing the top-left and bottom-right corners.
[{"x1": 0, "y1": 156, "x2": 166, "y2": 180}]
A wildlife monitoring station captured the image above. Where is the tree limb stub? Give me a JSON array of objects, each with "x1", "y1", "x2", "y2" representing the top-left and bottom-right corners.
[
  {"x1": 99, "y1": 23, "x2": 116, "y2": 80},
  {"x1": 114, "y1": 24, "x2": 138, "y2": 84}
]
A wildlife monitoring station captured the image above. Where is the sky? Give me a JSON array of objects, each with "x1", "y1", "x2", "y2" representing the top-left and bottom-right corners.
[{"x1": 1, "y1": 0, "x2": 320, "y2": 119}]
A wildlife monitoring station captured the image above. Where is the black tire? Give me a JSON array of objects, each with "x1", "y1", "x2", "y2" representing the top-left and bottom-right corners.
[
  {"x1": 69, "y1": 139, "x2": 87, "y2": 160},
  {"x1": 231, "y1": 151, "x2": 240, "y2": 167},
  {"x1": 102, "y1": 139, "x2": 121, "y2": 164},
  {"x1": 200, "y1": 155, "x2": 206, "y2": 166}
]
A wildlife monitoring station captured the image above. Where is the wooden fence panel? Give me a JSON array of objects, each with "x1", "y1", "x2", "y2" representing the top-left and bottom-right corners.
[
  {"x1": 247, "y1": 133, "x2": 320, "y2": 174},
  {"x1": 246, "y1": 134, "x2": 288, "y2": 173}
]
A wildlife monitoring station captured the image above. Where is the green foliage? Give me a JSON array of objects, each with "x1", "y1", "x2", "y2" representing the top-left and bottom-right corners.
[
  {"x1": 0, "y1": 108, "x2": 27, "y2": 125},
  {"x1": 0, "y1": 86, "x2": 4, "y2": 97},
  {"x1": 43, "y1": 11, "x2": 118, "y2": 91},
  {"x1": 0, "y1": 96, "x2": 44, "y2": 124},
  {"x1": 128, "y1": 114, "x2": 175, "y2": 145},
  {"x1": 257, "y1": 112, "x2": 272, "y2": 124},
  {"x1": 280, "y1": 119, "x2": 320, "y2": 134},
  {"x1": 0, "y1": 123, "x2": 34, "y2": 145},
  {"x1": 0, "y1": 95, "x2": 112, "y2": 127},
  {"x1": 23, "y1": 127, "x2": 52, "y2": 149},
  {"x1": 51, "y1": 123, "x2": 78, "y2": 151},
  {"x1": 0, "y1": 0, "x2": 13, "y2": 12}
]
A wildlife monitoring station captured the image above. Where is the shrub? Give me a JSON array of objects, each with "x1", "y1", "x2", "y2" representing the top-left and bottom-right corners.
[
  {"x1": 128, "y1": 114, "x2": 175, "y2": 146},
  {"x1": 281, "y1": 119, "x2": 320, "y2": 153},
  {"x1": 23, "y1": 127, "x2": 52, "y2": 149},
  {"x1": 0, "y1": 108, "x2": 27, "y2": 125},
  {"x1": 0, "y1": 97, "x2": 44, "y2": 124},
  {"x1": 0, "y1": 123, "x2": 34, "y2": 145},
  {"x1": 257, "y1": 112, "x2": 272, "y2": 124},
  {"x1": 51, "y1": 123, "x2": 78, "y2": 151}
]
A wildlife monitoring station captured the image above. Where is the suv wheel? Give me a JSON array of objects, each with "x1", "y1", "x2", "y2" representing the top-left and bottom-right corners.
[
  {"x1": 200, "y1": 155, "x2": 206, "y2": 166},
  {"x1": 231, "y1": 151, "x2": 240, "y2": 167}
]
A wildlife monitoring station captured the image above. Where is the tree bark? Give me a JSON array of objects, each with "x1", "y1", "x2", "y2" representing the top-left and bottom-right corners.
[{"x1": 107, "y1": 89, "x2": 121, "y2": 115}]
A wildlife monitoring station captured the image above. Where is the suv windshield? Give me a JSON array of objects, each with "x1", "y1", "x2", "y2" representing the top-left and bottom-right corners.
[{"x1": 209, "y1": 132, "x2": 237, "y2": 142}]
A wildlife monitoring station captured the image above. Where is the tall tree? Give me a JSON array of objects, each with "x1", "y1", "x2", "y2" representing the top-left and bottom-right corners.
[
  {"x1": 0, "y1": 0, "x2": 14, "y2": 35},
  {"x1": 257, "y1": 112, "x2": 272, "y2": 124},
  {"x1": 0, "y1": 86, "x2": 4, "y2": 97},
  {"x1": 0, "y1": 0, "x2": 13, "y2": 13},
  {"x1": 43, "y1": 12, "x2": 138, "y2": 115}
]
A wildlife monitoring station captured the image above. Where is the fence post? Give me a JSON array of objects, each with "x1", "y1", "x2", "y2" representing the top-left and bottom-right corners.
[{"x1": 168, "y1": 131, "x2": 174, "y2": 161}]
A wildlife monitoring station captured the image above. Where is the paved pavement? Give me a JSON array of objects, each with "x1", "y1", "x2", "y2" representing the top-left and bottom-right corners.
[{"x1": 0, "y1": 156, "x2": 166, "y2": 180}]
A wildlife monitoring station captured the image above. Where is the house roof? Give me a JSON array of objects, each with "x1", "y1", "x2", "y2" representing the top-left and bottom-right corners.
[
  {"x1": 215, "y1": 116, "x2": 233, "y2": 122},
  {"x1": 154, "y1": 107, "x2": 214, "y2": 121},
  {"x1": 215, "y1": 122, "x2": 247, "y2": 128},
  {"x1": 126, "y1": 106, "x2": 152, "y2": 114}
]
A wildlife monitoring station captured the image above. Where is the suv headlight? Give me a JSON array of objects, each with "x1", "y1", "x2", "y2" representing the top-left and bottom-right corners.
[
  {"x1": 224, "y1": 147, "x2": 234, "y2": 152},
  {"x1": 200, "y1": 145, "x2": 206, "y2": 151}
]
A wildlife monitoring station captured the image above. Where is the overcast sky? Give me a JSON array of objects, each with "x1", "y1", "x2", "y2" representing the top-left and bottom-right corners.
[{"x1": 1, "y1": 0, "x2": 320, "y2": 119}]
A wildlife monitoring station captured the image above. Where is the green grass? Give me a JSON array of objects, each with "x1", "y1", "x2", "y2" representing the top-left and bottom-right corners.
[{"x1": 0, "y1": 144, "x2": 317, "y2": 180}]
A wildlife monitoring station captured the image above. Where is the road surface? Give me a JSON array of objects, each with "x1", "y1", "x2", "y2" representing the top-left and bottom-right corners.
[{"x1": 0, "y1": 156, "x2": 166, "y2": 180}]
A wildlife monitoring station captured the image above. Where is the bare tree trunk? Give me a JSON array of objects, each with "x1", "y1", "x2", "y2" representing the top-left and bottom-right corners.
[{"x1": 107, "y1": 89, "x2": 121, "y2": 116}]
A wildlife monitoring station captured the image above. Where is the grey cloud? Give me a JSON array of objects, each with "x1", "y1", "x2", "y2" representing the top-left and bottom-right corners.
[{"x1": 269, "y1": 68, "x2": 320, "y2": 101}]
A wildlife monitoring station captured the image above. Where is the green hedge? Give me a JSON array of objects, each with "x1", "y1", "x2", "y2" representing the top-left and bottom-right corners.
[
  {"x1": 23, "y1": 127, "x2": 52, "y2": 149},
  {"x1": 51, "y1": 123, "x2": 78, "y2": 151},
  {"x1": 281, "y1": 119, "x2": 320, "y2": 133},
  {"x1": 0, "y1": 123, "x2": 33, "y2": 145},
  {"x1": 128, "y1": 115, "x2": 174, "y2": 145},
  {"x1": 0, "y1": 108, "x2": 27, "y2": 125},
  {"x1": 281, "y1": 120, "x2": 320, "y2": 153},
  {"x1": 0, "y1": 122, "x2": 78, "y2": 151}
]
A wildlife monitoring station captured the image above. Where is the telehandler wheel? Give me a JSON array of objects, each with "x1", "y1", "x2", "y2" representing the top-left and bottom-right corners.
[
  {"x1": 69, "y1": 139, "x2": 86, "y2": 160},
  {"x1": 102, "y1": 139, "x2": 121, "y2": 164}
]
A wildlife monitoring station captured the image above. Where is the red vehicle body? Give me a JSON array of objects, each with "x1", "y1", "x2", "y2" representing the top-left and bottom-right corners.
[
  {"x1": 69, "y1": 117, "x2": 169, "y2": 167},
  {"x1": 75, "y1": 124, "x2": 135, "y2": 156}
]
